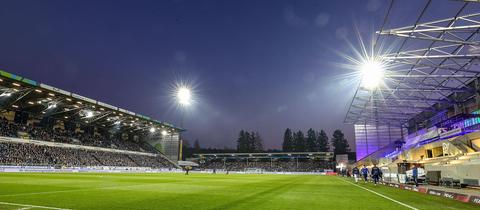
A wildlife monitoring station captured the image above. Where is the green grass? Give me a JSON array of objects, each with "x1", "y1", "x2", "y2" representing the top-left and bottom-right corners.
[{"x1": 0, "y1": 173, "x2": 477, "y2": 210}]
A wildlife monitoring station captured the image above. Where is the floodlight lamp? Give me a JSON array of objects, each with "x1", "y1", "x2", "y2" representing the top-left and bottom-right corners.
[
  {"x1": 85, "y1": 111, "x2": 94, "y2": 118},
  {"x1": 149, "y1": 127, "x2": 156, "y2": 133},
  {"x1": 176, "y1": 87, "x2": 192, "y2": 106},
  {"x1": 360, "y1": 60, "x2": 384, "y2": 90},
  {"x1": 47, "y1": 103, "x2": 57, "y2": 109},
  {"x1": 161, "y1": 130, "x2": 168, "y2": 136}
]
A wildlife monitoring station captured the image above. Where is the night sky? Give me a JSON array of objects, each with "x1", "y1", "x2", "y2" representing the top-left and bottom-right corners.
[{"x1": 0, "y1": 0, "x2": 467, "y2": 149}]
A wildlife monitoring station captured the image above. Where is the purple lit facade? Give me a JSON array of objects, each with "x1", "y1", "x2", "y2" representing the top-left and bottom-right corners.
[
  {"x1": 355, "y1": 109, "x2": 480, "y2": 162},
  {"x1": 354, "y1": 124, "x2": 405, "y2": 161}
]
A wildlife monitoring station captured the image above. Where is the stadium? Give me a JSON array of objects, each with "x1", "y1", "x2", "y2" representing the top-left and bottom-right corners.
[{"x1": 1, "y1": 0, "x2": 480, "y2": 210}]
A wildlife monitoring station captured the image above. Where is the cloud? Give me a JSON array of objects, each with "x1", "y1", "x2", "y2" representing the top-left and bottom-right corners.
[
  {"x1": 276, "y1": 105, "x2": 287, "y2": 113},
  {"x1": 173, "y1": 50, "x2": 187, "y2": 63},
  {"x1": 335, "y1": 27, "x2": 349, "y2": 40},
  {"x1": 366, "y1": 0, "x2": 382, "y2": 12},
  {"x1": 284, "y1": 7, "x2": 307, "y2": 27},
  {"x1": 314, "y1": 13, "x2": 330, "y2": 28},
  {"x1": 306, "y1": 91, "x2": 317, "y2": 101},
  {"x1": 302, "y1": 72, "x2": 315, "y2": 83}
]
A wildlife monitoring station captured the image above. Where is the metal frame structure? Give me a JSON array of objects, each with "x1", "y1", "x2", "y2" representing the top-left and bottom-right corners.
[
  {"x1": 346, "y1": 0, "x2": 480, "y2": 126},
  {"x1": 0, "y1": 70, "x2": 183, "y2": 134},
  {"x1": 344, "y1": 0, "x2": 480, "y2": 160}
]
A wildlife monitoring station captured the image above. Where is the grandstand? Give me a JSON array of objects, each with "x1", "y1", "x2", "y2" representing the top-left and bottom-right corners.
[
  {"x1": 0, "y1": 70, "x2": 181, "y2": 170},
  {"x1": 345, "y1": 0, "x2": 480, "y2": 206},
  {"x1": 194, "y1": 152, "x2": 335, "y2": 173}
]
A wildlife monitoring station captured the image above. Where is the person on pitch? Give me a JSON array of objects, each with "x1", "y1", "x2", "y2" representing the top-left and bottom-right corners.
[
  {"x1": 412, "y1": 164, "x2": 418, "y2": 187},
  {"x1": 352, "y1": 166, "x2": 360, "y2": 183},
  {"x1": 371, "y1": 164, "x2": 381, "y2": 186},
  {"x1": 361, "y1": 165, "x2": 369, "y2": 183},
  {"x1": 185, "y1": 166, "x2": 192, "y2": 175}
]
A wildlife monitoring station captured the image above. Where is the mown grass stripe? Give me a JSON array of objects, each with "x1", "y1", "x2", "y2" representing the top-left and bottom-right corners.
[{"x1": 338, "y1": 178, "x2": 418, "y2": 210}]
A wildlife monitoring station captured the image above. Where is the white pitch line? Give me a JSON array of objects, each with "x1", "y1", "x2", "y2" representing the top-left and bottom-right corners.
[
  {"x1": 338, "y1": 178, "x2": 419, "y2": 210},
  {"x1": 0, "y1": 201, "x2": 71, "y2": 210}
]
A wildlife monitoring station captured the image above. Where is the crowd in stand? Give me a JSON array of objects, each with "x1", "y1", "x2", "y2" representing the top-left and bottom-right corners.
[
  {"x1": 0, "y1": 141, "x2": 175, "y2": 168},
  {"x1": 0, "y1": 118, "x2": 157, "y2": 153},
  {"x1": 198, "y1": 159, "x2": 332, "y2": 172},
  {"x1": 0, "y1": 118, "x2": 176, "y2": 168}
]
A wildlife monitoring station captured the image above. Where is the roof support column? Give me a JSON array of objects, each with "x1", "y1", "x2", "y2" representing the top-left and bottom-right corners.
[
  {"x1": 476, "y1": 79, "x2": 480, "y2": 110},
  {"x1": 453, "y1": 93, "x2": 461, "y2": 115}
]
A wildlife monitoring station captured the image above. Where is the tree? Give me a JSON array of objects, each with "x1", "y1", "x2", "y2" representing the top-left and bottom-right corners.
[
  {"x1": 306, "y1": 128, "x2": 317, "y2": 152},
  {"x1": 331, "y1": 129, "x2": 350, "y2": 154},
  {"x1": 182, "y1": 140, "x2": 192, "y2": 160},
  {"x1": 237, "y1": 130, "x2": 249, "y2": 152},
  {"x1": 293, "y1": 130, "x2": 306, "y2": 152},
  {"x1": 237, "y1": 130, "x2": 264, "y2": 152},
  {"x1": 282, "y1": 128, "x2": 294, "y2": 152},
  {"x1": 246, "y1": 131, "x2": 255, "y2": 152},
  {"x1": 193, "y1": 139, "x2": 201, "y2": 153},
  {"x1": 317, "y1": 130, "x2": 329, "y2": 152},
  {"x1": 253, "y1": 131, "x2": 264, "y2": 152}
]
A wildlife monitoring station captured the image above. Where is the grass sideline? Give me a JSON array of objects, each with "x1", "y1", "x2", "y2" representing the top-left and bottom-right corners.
[{"x1": 0, "y1": 173, "x2": 477, "y2": 210}]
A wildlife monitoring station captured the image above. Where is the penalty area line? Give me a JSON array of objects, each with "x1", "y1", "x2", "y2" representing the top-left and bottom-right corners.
[
  {"x1": 0, "y1": 201, "x2": 71, "y2": 210},
  {"x1": 337, "y1": 178, "x2": 419, "y2": 210}
]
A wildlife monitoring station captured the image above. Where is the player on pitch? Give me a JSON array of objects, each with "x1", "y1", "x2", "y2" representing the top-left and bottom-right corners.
[
  {"x1": 360, "y1": 165, "x2": 369, "y2": 183},
  {"x1": 352, "y1": 166, "x2": 360, "y2": 183}
]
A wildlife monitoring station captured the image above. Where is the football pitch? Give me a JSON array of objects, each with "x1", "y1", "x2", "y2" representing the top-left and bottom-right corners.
[{"x1": 0, "y1": 173, "x2": 477, "y2": 210}]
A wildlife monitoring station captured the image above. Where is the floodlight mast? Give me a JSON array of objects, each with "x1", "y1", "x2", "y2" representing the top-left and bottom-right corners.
[{"x1": 175, "y1": 86, "x2": 192, "y2": 161}]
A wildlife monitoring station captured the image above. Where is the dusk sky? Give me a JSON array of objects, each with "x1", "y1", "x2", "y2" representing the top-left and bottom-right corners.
[{"x1": 0, "y1": 0, "x2": 468, "y2": 149}]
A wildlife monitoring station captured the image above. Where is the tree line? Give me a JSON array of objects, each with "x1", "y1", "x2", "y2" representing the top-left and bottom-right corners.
[
  {"x1": 236, "y1": 130, "x2": 264, "y2": 152},
  {"x1": 182, "y1": 139, "x2": 237, "y2": 159},
  {"x1": 182, "y1": 128, "x2": 351, "y2": 159},
  {"x1": 282, "y1": 128, "x2": 350, "y2": 154}
]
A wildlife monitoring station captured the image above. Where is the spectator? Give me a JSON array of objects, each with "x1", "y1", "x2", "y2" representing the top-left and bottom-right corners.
[{"x1": 0, "y1": 119, "x2": 176, "y2": 169}]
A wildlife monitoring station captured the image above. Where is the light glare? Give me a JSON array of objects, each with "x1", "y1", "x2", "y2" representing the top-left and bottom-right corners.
[
  {"x1": 360, "y1": 60, "x2": 384, "y2": 90},
  {"x1": 85, "y1": 111, "x2": 94, "y2": 118},
  {"x1": 0, "y1": 92, "x2": 12, "y2": 97},
  {"x1": 177, "y1": 87, "x2": 192, "y2": 106},
  {"x1": 47, "y1": 103, "x2": 57, "y2": 109}
]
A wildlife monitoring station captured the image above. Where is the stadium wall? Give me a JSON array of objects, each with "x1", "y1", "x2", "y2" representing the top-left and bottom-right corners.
[{"x1": 0, "y1": 165, "x2": 181, "y2": 173}]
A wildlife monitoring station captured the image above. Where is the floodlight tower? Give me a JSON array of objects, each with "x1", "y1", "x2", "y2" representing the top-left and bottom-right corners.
[
  {"x1": 176, "y1": 86, "x2": 192, "y2": 161},
  {"x1": 360, "y1": 59, "x2": 385, "y2": 128}
]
